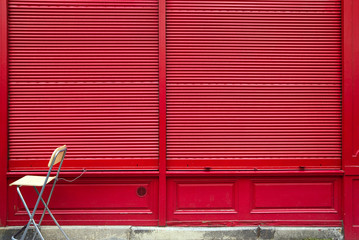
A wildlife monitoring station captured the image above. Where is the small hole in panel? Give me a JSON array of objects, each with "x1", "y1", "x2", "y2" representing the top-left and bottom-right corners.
[{"x1": 137, "y1": 186, "x2": 147, "y2": 197}]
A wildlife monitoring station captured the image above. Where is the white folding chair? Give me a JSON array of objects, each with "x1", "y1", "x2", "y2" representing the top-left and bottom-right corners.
[{"x1": 9, "y1": 145, "x2": 70, "y2": 240}]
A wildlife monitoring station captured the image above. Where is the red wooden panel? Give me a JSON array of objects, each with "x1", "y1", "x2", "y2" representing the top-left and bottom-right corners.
[
  {"x1": 252, "y1": 182, "x2": 334, "y2": 210},
  {"x1": 176, "y1": 183, "x2": 235, "y2": 210},
  {"x1": 166, "y1": 0, "x2": 342, "y2": 170},
  {"x1": 7, "y1": 177, "x2": 159, "y2": 225},
  {"x1": 7, "y1": 0, "x2": 159, "y2": 170},
  {"x1": 167, "y1": 178, "x2": 239, "y2": 223},
  {"x1": 249, "y1": 177, "x2": 341, "y2": 218},
  {"x1": 167, "y1": 176, "x2": 342, "y2": 226}
]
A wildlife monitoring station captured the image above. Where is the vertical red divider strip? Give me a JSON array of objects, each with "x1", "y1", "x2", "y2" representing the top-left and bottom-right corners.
[
  {"x1": 342, "y1": 0, "x2": 354, "y2": 238},
  {"x1": 342, "y1": 0, "x2": 352, "y2": 171},
  {"x1": 158, "y1": 0, "x2": 167, "y2": 226},
  {"x1": 0, "y1": 0, "x2": 8, "y2": 227}
]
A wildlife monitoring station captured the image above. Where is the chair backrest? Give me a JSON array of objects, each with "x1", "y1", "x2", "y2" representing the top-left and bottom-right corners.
[{"x1": 48, "y1": 145, "x2": 67, "y2": 168}]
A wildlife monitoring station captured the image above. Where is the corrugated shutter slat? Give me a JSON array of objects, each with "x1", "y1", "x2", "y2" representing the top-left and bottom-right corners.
[
  {"x1": 166, "y1": 0, "x2": 342, "y2": 169},
  {"x1": 8, "y1": 0, "x2": 159, "y2": 170}
]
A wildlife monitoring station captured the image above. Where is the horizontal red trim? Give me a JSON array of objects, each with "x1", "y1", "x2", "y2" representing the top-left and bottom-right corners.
[
  {"x1": 167, "y1": 158, "x2": 341, "y2": 170},
  {"x1": 7, "y1": 169, "x2": 344, "y2": 177},
  {"x1": 7, "y1": 171, "x2": 159, "y2": 177},
  {"x1": 166, "y1": 220, "x2": 342, "y2": 227},
  {"x1": 166, "y1": 170, "x2": 344, "y2": 177},
  {"x1": 7, "y1": 220, "x2": 159, "y2": 226},
  {"x1": 9, "y1": 159, "x2": 159, "y2": 171},
  {"x1": 6, "y1": 170, "x2": 344, "y2": 177}
]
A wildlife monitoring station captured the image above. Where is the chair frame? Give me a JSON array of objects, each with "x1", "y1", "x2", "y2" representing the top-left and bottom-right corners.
[{"x1": 10, "y1": 145, "x2": 70, "y2": 240}]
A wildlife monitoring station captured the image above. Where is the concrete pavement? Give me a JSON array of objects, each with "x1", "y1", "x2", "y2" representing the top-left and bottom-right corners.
[{"x1": 0, "y1": 226, "x2": 343, "y2": 240}]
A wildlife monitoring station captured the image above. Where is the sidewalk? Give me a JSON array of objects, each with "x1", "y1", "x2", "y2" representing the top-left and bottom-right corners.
[{"x1": 0, "y1": 226, "x2": 343, "y2": 240}]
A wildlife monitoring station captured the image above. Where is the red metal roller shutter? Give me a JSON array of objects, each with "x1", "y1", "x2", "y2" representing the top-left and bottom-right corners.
[
  {"x1": 166, "y1": 0, "x2": 342, "y2": 170},
  {"x1": 8, "y1": 0, "x2": 159, "y2": 170}
]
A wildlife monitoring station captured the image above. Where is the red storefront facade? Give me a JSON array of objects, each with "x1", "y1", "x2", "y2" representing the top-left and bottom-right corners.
[{"x1": 0, "y1": 0, "x2": 359, "y2": 238}]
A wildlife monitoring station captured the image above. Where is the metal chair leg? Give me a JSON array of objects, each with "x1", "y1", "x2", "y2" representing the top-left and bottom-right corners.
[
  {"x1": 14, "y1": 186, "x2": 45, "y2": 240},
  {"x1": 33, "y1": 187, "x2": 70, "y2": 240},
  {"x1": 32, "y1": 180, "x2": 56, "y2": 240},
  {"x1": 11, "y1": 225, "x2": 26, "y2": 240}
]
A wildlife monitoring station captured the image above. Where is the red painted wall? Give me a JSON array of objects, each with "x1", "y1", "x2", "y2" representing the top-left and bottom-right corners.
[{"x1": 0, "y1": 0, "x2": 359, "y2": 239}]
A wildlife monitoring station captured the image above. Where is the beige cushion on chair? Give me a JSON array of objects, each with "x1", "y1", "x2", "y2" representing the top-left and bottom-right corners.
[{"x1": 9, "y1": 175, "x2": 55, "y2": 187}]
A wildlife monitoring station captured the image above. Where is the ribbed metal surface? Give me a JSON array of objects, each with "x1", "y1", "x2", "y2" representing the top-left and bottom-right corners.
[
  {"x1": 8, "y1": 0, "x2": 159, "y2": 170},
  {"x1": 166, "y1": 0, "x2": 342, "y2": 168}
]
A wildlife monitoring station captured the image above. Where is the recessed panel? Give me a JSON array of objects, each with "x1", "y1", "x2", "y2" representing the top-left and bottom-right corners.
[
  {"x1": 252, "y1": 181, "x2": 334, "y2": 211},
  {"x1": 17, "y1": 183, "x2": 153, "y2": 210},
  {"x1": 177, "y1": 183, "x2": 235, "y2": 210}
]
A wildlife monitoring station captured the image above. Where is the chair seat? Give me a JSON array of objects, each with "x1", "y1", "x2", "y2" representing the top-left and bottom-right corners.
[{"x1": 9, "y1": 175, "x2": 55, "y2": 187}]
